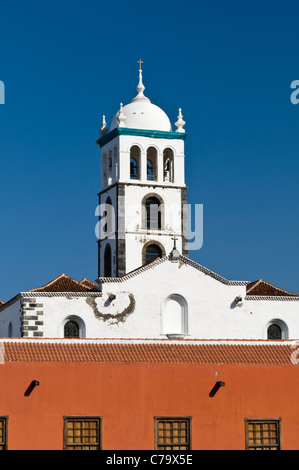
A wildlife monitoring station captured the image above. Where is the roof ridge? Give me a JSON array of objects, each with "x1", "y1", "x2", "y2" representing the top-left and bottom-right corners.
[
  {"x1": 29, "y1": 273, "x2": 79, "y2": 291},
  {"x1": 97, "y1": 254, "x2": 249, "y2": 286},
  {"x1": 97, "y1": 256, "x2": 169, "y2": 282},
  {"x1": 79, "y1": 278, "x2": 99, "y2": 288},
  {"x1": 29, "y1": 273, "x2": 98, "y2": 293},
  {"x1": 246, "y1": 279, "x2": 263, "y2": 293},
  {"x1": 178, "y1": 255, "x2": 249, "y2": 285}
]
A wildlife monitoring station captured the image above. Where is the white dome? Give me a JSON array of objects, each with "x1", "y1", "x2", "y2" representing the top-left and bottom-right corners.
[{"x1": 110, "y1": 100, "x2": 172, "y2": 132}]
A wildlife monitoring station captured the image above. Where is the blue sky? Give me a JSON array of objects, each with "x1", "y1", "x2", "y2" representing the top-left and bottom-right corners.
[{"x1": 0, "y1": 0, "x2": 298, "y2": 301}]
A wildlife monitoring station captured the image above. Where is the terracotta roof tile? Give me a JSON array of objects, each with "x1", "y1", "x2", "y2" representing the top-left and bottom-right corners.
[
  {"x1": 246, "y1": 279, "x2": 299, "y2": 297},
  {"x1": 2, "y1": 340, "x2": 297, "y2": 365},
  {"x1": 0, "y1": 300, "x2": 5, "y2": 307},
  {"x1": 29, "y1": 274, "x2": 99, "y2": 293},
  {"x1": 79, "y1": 278, "x2": 99, "y2": 290}
]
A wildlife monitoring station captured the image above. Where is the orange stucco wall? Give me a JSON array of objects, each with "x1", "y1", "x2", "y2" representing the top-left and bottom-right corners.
[{"x1": 0, "y1": 361, "x2": 298, "y2": 450}]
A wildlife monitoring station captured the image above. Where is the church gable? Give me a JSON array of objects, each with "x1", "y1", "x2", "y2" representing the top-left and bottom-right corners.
[{"x1": 97, "y1": 254, "x2": 249, "y2": 288}]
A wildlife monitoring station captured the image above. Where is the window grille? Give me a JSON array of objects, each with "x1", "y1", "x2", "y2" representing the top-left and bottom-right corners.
[
  {"x1": 64, "y1": 320, "x2": 80, "y2": 338},
  {"x1": 0, "y1": 418, "x2": 8, "y2": 450},
  {"x1": 267, "y1": 324, "x2": 282, "y2": 340},
  {"x1": 155, "y1": 417, "x2": 191, "y2": 450},
  {"x1": 245, "y1": 419, "x2": 281, "y2": 450},
  {"x1": 64, "y1": 417, "x2": 101, "y2": 450}
]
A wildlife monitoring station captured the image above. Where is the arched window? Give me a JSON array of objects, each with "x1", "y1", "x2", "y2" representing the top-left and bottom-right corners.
[
  {"x1": 64, "y1": 320, "x2": 80, "y2": 338},
  {"x1": 104, "y1": 243, "x2": 112, "y2": 277},
  {"x1": 162, "y1": 294, "x2": 188, "y2": 338},
  {"x1": 102, "y1": 196, "x2": 113, "y2": 235},
  {"x1": 8, "y1": 322, "x2": 13, "y2": 338},
  {"x1": 145, "y1": 243, "x2": 162, "y2": 264},
  {"x1": 163, "y1": 148, "x2": 174, "y2": 182},
  {"x1": 147, "y1": 147, "x2": 157, "y2": 181},
  {"x1": 113, "y1": 146, "x2": 118, "y2": 181},
  {"x1": 267, "y1": 324, "x2": 282, "y2": 340},
  {"x1": 63, "y1": 316, "x2": 85, "y2": 339},
  {"x1": 102, "y1": 153, "x2": 107, "y2": 187},
  {"x1": 130, "y1": 158, "x2": 138, "y2": 179},
  {"x1": 130, "y1": 146, "x2": 140, "y2": 180},
  {"x1": 145, "y1": 196, "x2": 162, "y2": 230},
  {"x1": 266, "y1": 319, "x2": 288, "y2": 340},
  {"x1": 108, "y1": 151, "x2": 112, "y2": 185}
]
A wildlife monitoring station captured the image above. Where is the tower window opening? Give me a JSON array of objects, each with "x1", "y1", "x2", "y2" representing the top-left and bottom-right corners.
[
  {"x1": 145, "y1": 243, "x2": 163, "y2": 264},
  {"x1": 147, "y1": 159, "x2": 155, "y2": 180},
  {"x1": 103, "y1": 196, "x2": 113, "y2": 236},
  {"x1": 108, "y1": 151, "x2": 112, "y2": 185},
  {"x1": 145, "y1": 196, "x2": 161, "y2": 230},
  {"x1": 163, "y1": 148, "x2": 174, "y2": 183},
  {"x1": 113, "y1": 146, "x2": 118, "y2": 181},
  {"x1": 104, "y1": 243, "x2": 112, "y2": 277},
  {"x1": 130, "y1": 158, "x2": 139, "y2": 179},
  {"x1": 102, "y1": 153, "x2": 108, "y2": 188},
  {"x1": 147, "y1": 147, "x2": 157, "y2": 181},
  {"x1": 100, "y1": 207, "x2": 108, "y2": 236},
  {"x1": 130, "y1": 145, "x2": 141, "y2": 180}
]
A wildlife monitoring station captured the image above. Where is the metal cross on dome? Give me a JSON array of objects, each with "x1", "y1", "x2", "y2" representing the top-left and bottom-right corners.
[{"x1": 137, "y1": 59, "x2": 143, "y2": 70}]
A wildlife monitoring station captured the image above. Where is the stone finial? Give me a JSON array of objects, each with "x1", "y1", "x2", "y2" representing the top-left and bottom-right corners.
[
  {"x1": 99, "y1": 115, "x2": 109, "y2": 136},
  {"x1": 131, "y1": 59, "x2": 150, "y2": 103},
  {"x1": 117, "y1": 103, "x2": 127, "y2": 127},
  {"x1": 175, "y1": 108, "x2": 186, "y2": 133}
]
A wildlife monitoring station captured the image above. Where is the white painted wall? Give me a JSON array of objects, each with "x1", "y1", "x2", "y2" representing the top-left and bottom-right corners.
[
  {"x1": 2, "y1": 259, "x2": 298, "y2": 340},
  {"x1": 124, "y1": 184, "x2": 184, "y2": 272},
  {"x1": 0, "y1": 298, "x2": 22, "y2": 338},
  {"x1": 97, "y1": 260, "x2": 299, "y2": 340}
]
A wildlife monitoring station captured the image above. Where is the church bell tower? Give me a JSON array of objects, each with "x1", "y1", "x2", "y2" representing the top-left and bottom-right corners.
[{"x1": 96, "y1": 61, "x2": 188, "y2": 278}]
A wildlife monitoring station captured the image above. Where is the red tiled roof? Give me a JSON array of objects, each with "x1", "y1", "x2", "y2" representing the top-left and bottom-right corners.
[
  {"x1": 246, "y1": 279, "x2": 299, "y2": 297},
  {"x1": 2, "y1": 340, "x2": 298, "y2": 365},
  {"x1": 29, "y1": 274, "x2": 99, "y2": 293},
  {"x1": 79, "y1": 278, "x2": 99, "y2": 290}
]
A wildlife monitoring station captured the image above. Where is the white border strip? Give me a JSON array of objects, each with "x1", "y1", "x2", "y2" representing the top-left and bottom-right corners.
[{"x1": 1, "y1": 337, "x2": 298, "y2": 347}]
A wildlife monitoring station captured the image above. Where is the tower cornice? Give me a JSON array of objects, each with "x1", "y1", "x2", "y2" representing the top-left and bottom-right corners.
[
  {"x1": 97, "y1": 181, "x2": 188, "y2": 197},
  {"x1": 96, "y1": 127, "x2": 187, "y2": 148}
]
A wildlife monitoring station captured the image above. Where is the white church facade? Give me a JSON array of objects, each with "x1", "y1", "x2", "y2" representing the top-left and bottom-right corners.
[{"x1": 1, "y1": 63, "x2": 299, "y2": 342}]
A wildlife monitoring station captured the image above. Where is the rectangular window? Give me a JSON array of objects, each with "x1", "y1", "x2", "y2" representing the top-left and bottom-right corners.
[
  {"x1": 245, "y1": 419, "x2": 281, "y2": 450},
  {"x1": 64, "y1": 417, "x2": 102, "y2": 450},
  {"x1": 0, "y1": 417, "x2": 8, "y2": 450},
  {"x1": 155, "y1": 417, "x2": 191, "y2": 450}
]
